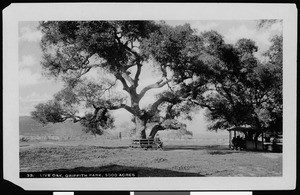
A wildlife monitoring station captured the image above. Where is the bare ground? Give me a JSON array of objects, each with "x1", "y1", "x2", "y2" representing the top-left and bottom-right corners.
[{"x1": 19, "y1": 139, "x2": 282, "y2": 177}]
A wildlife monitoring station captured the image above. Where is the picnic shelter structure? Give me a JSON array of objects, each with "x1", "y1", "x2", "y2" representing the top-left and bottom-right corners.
[{"x1": 228, "y1": 127, "x2": 265, "y2": 151}]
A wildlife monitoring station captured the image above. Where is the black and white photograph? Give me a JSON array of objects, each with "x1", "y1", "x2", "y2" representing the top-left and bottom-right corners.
[{"x1": 3, "y1": 3, "x2": 297, "y2": 191}]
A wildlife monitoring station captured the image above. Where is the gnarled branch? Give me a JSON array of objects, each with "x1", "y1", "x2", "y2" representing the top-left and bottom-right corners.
[
  {"x1": 115, "y1": 73, "x2": 130, "y2": 92},
  {"x1": 187, "y1": 98, "x2": 215, "y2": 111},
  {"x1": 150, "y1": 96, "x2": 180, "y2": 114},
  {"x1": 134, "y1": 63, "x2": 142, "y2": 87},
  {"x1": 121, "y1": 72, "x2": 135, "y2": 86},
  {"x1": 138, "y1": 79, "x2": 168, "y2": 100},
  {"x1": 109, "y1": 103, "x2": 135, "y2": 115}
]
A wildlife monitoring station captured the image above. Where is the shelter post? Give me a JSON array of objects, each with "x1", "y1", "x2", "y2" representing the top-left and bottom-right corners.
[
  {"x1": 229, "y1": 130, "x2": 232, "y2": 149},
  {"x1": 262, "y1": 132, "x2": 264, "y2": 150}
]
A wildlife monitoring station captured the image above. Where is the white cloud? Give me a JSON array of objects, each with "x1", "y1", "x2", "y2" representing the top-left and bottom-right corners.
[
  {"x1": 191, "y1": 22, "x2": 218, "y2": 33},
  {"x1": 19, "y1": 55, "x2": 51, "y2": 87},
  {"x1": 19, "y1": 103, "x2": 37, "y2": 116},
  {"x1": 224, "y1": 25, "x2": 257, "y2": 44},
  {"x1": 19, "y1": 68, "x2": 41, "y2": 86},
  {"x1": 166, "y1": 21, "x2": 219, "y2": 34},
  {"x1": 19, "y1": 26, "x2": 42, "y2": 42},
  {"x1": 270, "y1": 21, "x2": 283, "y2": 31},
  {"x1": 19, "y1": 92, "x2": 52, "y2": 103},
  {"x1": 19, "y1": 92, "x2": 52, "y2": 116},
  {"x1": 19, "y1": 55, "x2": 37, "y2": 68},
  {"x1": 223, "y1": 24, "x2": 279, "y2": 54}
]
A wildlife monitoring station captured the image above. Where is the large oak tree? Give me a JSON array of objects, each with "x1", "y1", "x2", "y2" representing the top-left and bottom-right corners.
[
  {"x1": 167, "y1": 30, "x2": 283, "y2": 140},
  {"x1": 32, "y1": 21, "x2": 199, "y2": 139},
  {"x1": 31, "y1": 20, "x2": 282, "y2": 141}
]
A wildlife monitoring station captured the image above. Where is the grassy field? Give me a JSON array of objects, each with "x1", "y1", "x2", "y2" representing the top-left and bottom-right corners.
[{"x1": 20, "y1": 139, "x2": 282, "y2": 177}]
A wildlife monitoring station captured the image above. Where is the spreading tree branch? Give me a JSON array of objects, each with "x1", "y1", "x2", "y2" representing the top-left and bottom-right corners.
[
  {"x1": 187, "y1": 98, "x2": 215, "y2": 111},
  {"x1": 121, "y1": 72, "x2": 135, "y2": 86},
  {"x1": 150, "y1": 96, "x2": 180, "y2": 114},
  {"x1": 115, "y1": 73, "x2": 130, "y2": 92},
  {"x1": 112, "y1": 26, "x2": 141, "y2": 63},
  {"x1": 61, "y1": 112, "x2": 85, "y2": 123},
  {"x1": 215, "y1": 84, "x2": 235, "y2": 107},
  {"x1": 91, "y1": 103, "x2": 135, "y2": 119},
  {"x1": 108, "y1": 104, "x2": 135, "y2": 115},
  {"x1": 134, "y1": 63, "x2": 142, "y2": 87},
  {"x1": 138, "y1": 79, "x2": 168, "y2": 100}
]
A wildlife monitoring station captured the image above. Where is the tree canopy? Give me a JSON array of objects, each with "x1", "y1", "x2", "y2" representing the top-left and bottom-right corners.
[{"x1": 31, "y1": 20, "x2": 283, "y2": 139}]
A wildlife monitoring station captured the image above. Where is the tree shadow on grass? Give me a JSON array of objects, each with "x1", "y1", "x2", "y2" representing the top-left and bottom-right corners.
[
  {"x1": 81, "y1": 146, "x2": 129, "y2": 150},
  {"x1": 42, "y1": 164, "x2": 204, "y2": 177},
  {"x1": 163, "y1": 144, "x2": 231, "y2": 151}
]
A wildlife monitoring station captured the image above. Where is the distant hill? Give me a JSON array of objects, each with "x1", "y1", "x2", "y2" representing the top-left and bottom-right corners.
[
  {"x1": 19, "y1": 116, "x2": 90, "y2": 138},
  {"x1": 19, "y1": 116, "x2": 49, "y2": 135},
  {"x1": 19, "y1": 116, "x2": 229, "y2": 140}
]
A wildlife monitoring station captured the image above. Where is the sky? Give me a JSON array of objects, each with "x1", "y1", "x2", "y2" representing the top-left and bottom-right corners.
[{"x1": 18, "y1": 20, "x2": 282, "y2": 136}]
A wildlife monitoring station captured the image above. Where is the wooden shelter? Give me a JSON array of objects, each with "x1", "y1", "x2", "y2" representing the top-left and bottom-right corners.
[{"x1": 228, "y1": 127, "x2": 265, "y2": 151}]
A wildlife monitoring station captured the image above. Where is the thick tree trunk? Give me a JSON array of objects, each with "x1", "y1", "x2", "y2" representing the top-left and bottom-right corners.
[
  {"x1": 254, "y1": 131, "x2": 262, "y2": 150},
  {"x1": 148, "y1": 124, "x2": 165, "y2": 139},
  {"x1": 134, "y1": 116, "x2": 147, "y2": 139}
]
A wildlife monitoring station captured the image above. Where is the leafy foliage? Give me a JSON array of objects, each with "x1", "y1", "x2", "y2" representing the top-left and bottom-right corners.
[
  {"x1": 184, "y1": 32, "x2": 282, "y2": 133},
  {"x1": 34, "y1": 21, "x2": 183, "y2": 137},
  {"x1": 141, "y1": 23, "x2": 204, "y2": 82},
  {"x1": 144, "y1": 27, "x2": 282, "y2": 133},
  {"x1": 80, "y1": 109, "x2": 114, "y2": 135},
  {"x1": 39, "y1": 21, "x2": 158, "y2": 76},
  {"x1": 31, "y1": 100, "x2": 66, "y2": 124},
  {"x1": 32, "y1": 20, "x2": 282, "y2": 138}
]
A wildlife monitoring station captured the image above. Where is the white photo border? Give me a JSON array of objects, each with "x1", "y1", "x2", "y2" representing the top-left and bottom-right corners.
[{"x1": 3, "y1": 3, "x2": 297, "y2": 190}]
